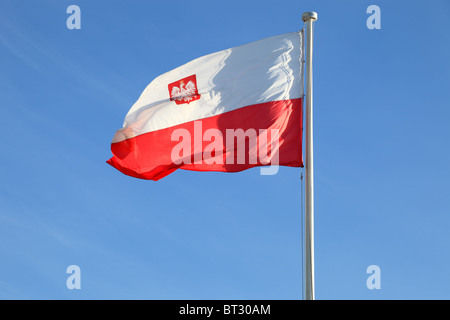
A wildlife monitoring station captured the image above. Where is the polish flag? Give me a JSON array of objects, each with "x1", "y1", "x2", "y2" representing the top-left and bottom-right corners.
[{"x1": 107, "y1": 31, "x2": 304, "y2": 180}]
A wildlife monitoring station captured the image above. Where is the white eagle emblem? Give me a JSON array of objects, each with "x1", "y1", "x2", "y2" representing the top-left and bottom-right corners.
[
  {"x1": 169, "y1": 75, "x2": 201, "y2": 105},
  {"x1": 171, "y1": 80, "x2": 197, "y2": 103}
]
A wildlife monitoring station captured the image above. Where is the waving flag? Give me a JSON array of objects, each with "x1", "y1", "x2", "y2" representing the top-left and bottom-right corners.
[{"x1": 107, "y1": 31, "x2": 304, "y2": 180}]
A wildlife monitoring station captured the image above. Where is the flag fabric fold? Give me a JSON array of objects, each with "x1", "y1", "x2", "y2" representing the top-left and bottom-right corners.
[{"x1": 107, "y1": 31, "x2": 304, "y2": 180}]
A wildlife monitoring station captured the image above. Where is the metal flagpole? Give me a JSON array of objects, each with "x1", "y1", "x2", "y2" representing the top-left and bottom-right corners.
[{"x1": 302, "y1": 11, "x2": 317, "y2": 300}]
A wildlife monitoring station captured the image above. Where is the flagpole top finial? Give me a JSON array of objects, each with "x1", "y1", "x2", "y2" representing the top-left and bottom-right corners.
[{"x1": 302, "y1": 12, "x2": 318, "y2": 22}]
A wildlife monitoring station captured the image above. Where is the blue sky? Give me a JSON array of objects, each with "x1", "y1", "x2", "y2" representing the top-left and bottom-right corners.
[{"x1": 0, "y1": 0, "x2": 449, "y2": 299}]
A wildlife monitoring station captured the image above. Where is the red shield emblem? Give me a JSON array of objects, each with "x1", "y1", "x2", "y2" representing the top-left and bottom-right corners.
[{"x1": 168, "y1": 74, "x2": 201, "y2": 105}]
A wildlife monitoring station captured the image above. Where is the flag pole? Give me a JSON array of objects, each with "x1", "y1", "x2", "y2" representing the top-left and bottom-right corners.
[{"x1": 302, "y1": 11, "x2": 317, "y2": 300}]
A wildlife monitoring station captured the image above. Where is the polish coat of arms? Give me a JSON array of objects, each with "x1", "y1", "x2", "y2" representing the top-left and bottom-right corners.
[{"x1": 168, "y1": 74, "x2": 201, "y2": 105}]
